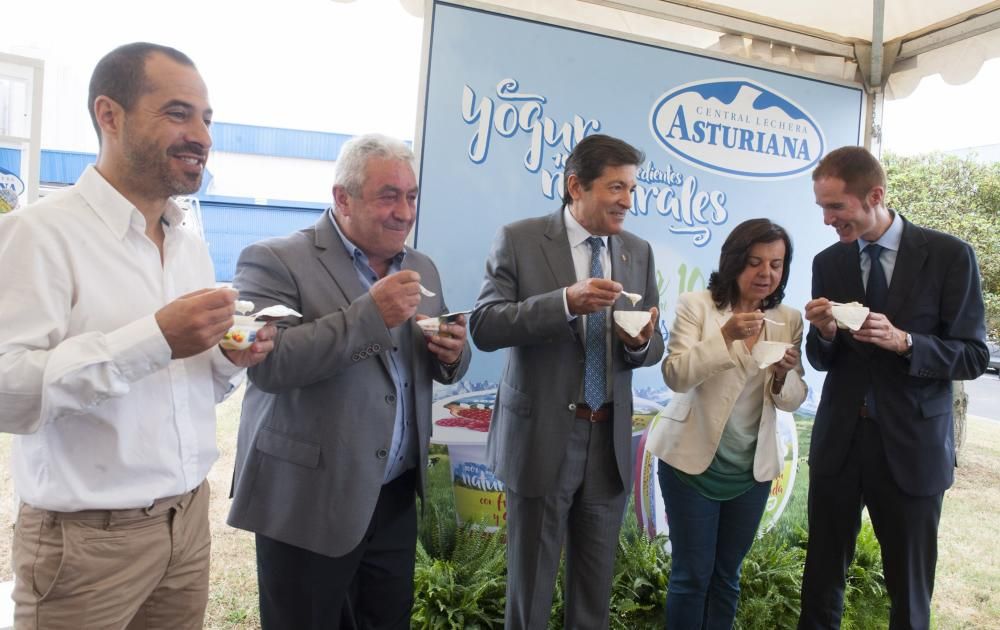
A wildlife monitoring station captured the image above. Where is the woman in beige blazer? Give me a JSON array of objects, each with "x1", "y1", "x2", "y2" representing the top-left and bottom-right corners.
[{"x1": 645, "y1": 219, "x2": 807, "y2": 629}]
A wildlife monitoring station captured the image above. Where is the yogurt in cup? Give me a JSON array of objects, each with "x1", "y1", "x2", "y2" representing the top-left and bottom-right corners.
[
  {"x1": 750, "y1": 340, "x2": 793, "y2": 368},
  {"x1": 220, "y1": 315, "x2": 265, "y2": 350},
  {"x1": 417, "y1": 318, "x2": 441, "y2": 337}
]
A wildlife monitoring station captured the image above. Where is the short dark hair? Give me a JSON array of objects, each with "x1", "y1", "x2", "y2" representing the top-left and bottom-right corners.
[
  {"x1": 812, "y1": 146, "x2": 886, "y2": 201},
  {"x1": 88, "y1": 42, "x2": 196, "y2": 142},
  {"x1": 562, "y1": 134, "x2": 644, "y2": 206},
  {"x1": 708, "y1": 218, "x2": 793, "y2": 311}
]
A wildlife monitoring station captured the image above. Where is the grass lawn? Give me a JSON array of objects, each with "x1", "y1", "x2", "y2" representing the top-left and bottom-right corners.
[
  {"x1": 1, "y1": 389, "x2": 999, "y2": 629},
  {"x1": 932, "y1": 415, "x2": 1000, "y2": 628}
]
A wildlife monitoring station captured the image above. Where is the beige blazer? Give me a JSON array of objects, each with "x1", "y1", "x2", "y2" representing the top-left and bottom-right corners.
[{"x1": 645, "y1": 290, "x2": 807, "y2": 481}]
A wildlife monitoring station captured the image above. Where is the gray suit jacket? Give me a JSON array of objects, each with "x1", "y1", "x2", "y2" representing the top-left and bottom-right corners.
[
  {"x1": 471, "y1": 209, "x2": 664, "y2": 497},
  {"x1": 227, "y1": 215, "x2": 471, "y2": 557}
]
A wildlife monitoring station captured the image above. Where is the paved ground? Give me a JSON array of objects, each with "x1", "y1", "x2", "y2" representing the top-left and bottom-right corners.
[{"x1": 966, "y1": 371, "x2": 1000, "y2": 421}]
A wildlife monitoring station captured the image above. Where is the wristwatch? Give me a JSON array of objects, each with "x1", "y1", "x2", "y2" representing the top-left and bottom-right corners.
[{"x1": 899, "y1": 332, "x2": 913, "y2": 358}]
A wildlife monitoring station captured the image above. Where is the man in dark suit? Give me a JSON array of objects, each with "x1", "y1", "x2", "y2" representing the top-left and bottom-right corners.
[
  {"x1": 227, "y1": 133, "x2": 471, "y2": 629},
  {"x1": 471, "y1": 134, "x2": 664, "y2": 629},
  {"x1": 799, "y1": 146, "x2": 989, "y2": 630}
]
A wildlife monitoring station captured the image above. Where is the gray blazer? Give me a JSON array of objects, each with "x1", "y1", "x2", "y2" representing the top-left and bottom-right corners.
[
  {"x1": 471, "y1": 209, "x2": 664, "y2": 497},
  {"x1": 227, "y1": 215, "x2": 471, "y2": 558}
]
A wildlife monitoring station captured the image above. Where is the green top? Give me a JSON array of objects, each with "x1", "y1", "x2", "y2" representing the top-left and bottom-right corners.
[
  {"x1": 674, "y1": 436, "x2": 757, "y2": 501},
  {"x1": 675, "y1": 337, "x2": 766, "y2": 501}
]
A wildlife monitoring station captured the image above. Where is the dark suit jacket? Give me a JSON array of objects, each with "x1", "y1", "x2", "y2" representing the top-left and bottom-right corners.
[
  {"x1": 227, "y1": 215, "x2": 471, "y2": 557},
  {"x1": 806, "y1": 215, "x2": 988, "y2": 496},
  {"x1": 471, "y1": 209, "x2": 665, "y2": 497}
]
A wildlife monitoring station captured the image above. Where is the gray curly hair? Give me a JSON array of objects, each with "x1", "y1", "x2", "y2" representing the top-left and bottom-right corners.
[{"x1": 333, "y1": 133, "x2": 414, "y2": 197}]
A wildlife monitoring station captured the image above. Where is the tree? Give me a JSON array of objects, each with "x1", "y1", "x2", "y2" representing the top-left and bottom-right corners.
[{"x1": 883, "y1": 151, "x2": 1000, "y2": 339}]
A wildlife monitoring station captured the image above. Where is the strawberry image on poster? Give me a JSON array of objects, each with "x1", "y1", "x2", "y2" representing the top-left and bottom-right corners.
[{"x1": 435, "y1": 402, "x2": 493, "y2": 432}]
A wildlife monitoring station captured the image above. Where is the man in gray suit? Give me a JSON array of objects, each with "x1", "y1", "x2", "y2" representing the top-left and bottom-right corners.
[
  {"x1": 471, "y1": 133, "x2": 664, "y2": 629},
  {"x1": 227, "y1": 134, "x2": 471, "y2": 629}
]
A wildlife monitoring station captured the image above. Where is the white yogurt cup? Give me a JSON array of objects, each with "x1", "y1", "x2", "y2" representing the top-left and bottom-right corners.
[{"x1": 220, "y1": 315, "x2": 265, "y2": 350}]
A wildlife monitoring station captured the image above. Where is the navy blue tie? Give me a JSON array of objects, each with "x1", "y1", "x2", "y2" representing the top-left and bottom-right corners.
[
  {"x1": 583, "y1": 237, "x2": 606, "y2": 410},
  {"x1": 865, "y1": 244, "x2": 888, "y2": 313},
  {"x1": 865, "y1": 243, "x2": 887, "y2": 418}
]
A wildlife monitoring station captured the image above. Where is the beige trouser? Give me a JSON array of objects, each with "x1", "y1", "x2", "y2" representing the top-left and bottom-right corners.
[{"x1": 11, "y1": 480, "x2": 211, "y2": 630}]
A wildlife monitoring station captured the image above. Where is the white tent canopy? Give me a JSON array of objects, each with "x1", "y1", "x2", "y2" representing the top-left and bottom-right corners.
[
  {"x1": 379, "y1": 0, "x2": 1000, "y2": 148},
  {"x1": 581, "y1": 0, "x2": 1000, "y2": 99},
  {"x1": 393, "y1": 1, "x2": 1000, "y2": 96}
]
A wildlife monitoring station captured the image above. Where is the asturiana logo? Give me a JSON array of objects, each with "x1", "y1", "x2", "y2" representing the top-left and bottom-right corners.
[
  {"x1": 650, "y1": 79, "x2": 824, "y2": 179},
  {"x1": 0, "y1": 167, "x2": 25, "y2": 196}
]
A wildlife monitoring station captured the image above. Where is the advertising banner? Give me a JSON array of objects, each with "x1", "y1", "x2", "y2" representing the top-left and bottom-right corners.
[
  {"x1": 415, "y1": 1, "x2": 863, "y2": 533},
  {"x1": 0, "y1": 166, "x2": 24, "y2": 214}
]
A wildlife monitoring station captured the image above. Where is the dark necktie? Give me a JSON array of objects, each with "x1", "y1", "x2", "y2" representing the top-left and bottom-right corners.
[
  {"x1": 583, "y1": 236, "x2": 606, "y2": 410},
  {"x1": 865, "y1": 244, "x2": 888, "y2": 313},
  {"x1": 864, "y1": 243, "x2": 887, "y2": 418}
]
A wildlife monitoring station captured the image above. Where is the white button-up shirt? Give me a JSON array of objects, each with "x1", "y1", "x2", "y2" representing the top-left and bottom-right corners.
[
  {"x1": 859, "y1": 210, "x2": 903, "y2": 288},
  {"x1": 560, "y1": 207, "x2": 648, "y2": 399},
  {"x1": 0, "y1": 165, "x2": 242, "y2": 511},
  {"x1": 562, "y1": 207, "x2": 611, "y2": 328}
]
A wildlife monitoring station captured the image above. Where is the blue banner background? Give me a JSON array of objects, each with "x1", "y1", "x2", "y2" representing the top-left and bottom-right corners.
[{"x1": 415, "y1": 1, "x2": 864, "y2": 407}]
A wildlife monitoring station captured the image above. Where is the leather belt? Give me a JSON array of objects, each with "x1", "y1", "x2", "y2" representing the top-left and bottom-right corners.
[
  {"x1": 575, "y1": 402, "x2": 613, "y2": 423},
  {"x1": 859, "y1": 403, "x2": 873, "y2": 419}
]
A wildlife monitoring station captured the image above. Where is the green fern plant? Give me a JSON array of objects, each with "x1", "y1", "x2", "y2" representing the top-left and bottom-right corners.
[
  {"x1": 412, "y1": 521, "x2": 507, "y2": 629},
  {"x1": 546, "y1": 567, "x2": 566, "y2": 630},
  {"x1": 609, "y1": 510, "x2": 670, "y2": 629},
  {"x1": 841, "y1": 520, "x2": 889, "y2": 629},
  {"x1": 780, "y1": 506, "x2": 889, "y2": 629},
  {"x1": 418, "y1": 455, "x2": 459, "y2": 558},
  {"x1": 419, "y1": 500, "x2": 458, "y2": 560},
  {"x1": 735, "y1": 528, "x2": 806, "y2": 629},
  {"x1": 413, "y1": 455, "x2": 892, "y2": 629}
]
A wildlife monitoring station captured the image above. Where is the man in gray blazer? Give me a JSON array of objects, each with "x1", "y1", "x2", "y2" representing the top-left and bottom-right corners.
[
  {"x1": 227, "y1": 134, "x2": 471, "y2": 629},
  {"x1": 471, "y1": 134, "x2": 664, "y2": 629}
]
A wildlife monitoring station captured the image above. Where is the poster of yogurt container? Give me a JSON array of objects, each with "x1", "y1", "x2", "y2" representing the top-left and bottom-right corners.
[{"x1": 416, "y1": 1, "x2": 863, "y2": 532}]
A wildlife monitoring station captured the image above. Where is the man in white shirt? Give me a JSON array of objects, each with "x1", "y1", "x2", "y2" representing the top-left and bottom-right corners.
[{"x1": 0, "y1": 42, "x2": 274, "y2": 629}]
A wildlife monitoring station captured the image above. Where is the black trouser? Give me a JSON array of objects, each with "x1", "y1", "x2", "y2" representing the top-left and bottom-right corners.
[
  {"x1": 255, "y1": 469, "x2": 418, "y2": 630},
  {"x1": 799, "y1": 417, "x2": 943, "y2": 630}
]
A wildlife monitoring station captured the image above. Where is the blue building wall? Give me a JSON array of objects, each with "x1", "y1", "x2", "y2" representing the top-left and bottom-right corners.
[
  {"x1": 202, "y1": 201, "x2": 324, "y2": 282},
  {"x1": 5, "y1": 123, "x2": 347, "y2": 281},
  {"x1": 39, "y1": 149, "x2": 96, "y2": 183},
  {"x1": 0, "y1": 147, "x2": 19, "y2": 174},
  {"x1": 210, "y1": 123, "x2": 352, "y2": 160}
]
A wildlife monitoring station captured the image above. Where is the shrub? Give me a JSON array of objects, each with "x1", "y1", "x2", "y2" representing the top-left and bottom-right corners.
[
  {"x1": 841, "y1": 521, "x2": 890, "y2": 629},
  {"x1": 411, "y1": 524, "x2": 507, "y2": 629},
  {"x1": 413, "y1": 456, "x2": 506, "y2": 629},
  {"x1": 609, "y1": 511, "x2": 671, "y2": 629},
  {"x1": 883, "y1": 151, "x2": 1000, "y2": 339},
  {"x1": 983, "y1": 292, "x2": 1000, "y2": 341},
  {"x1": 414, "y1": 452, "x2": 889, "y2": 628},
  {"x1": 735, "y1": 529, "x2": 806, "y2": 629}
]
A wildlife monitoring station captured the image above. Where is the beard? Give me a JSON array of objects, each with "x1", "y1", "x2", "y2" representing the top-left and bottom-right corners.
[{"x1": 121, "y1": 127, "x2": 206, "y2": 199}]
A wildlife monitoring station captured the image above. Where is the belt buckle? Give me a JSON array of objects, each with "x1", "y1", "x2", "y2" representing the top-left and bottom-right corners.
[{"x1": 589, "y1": 408, "x2": 599, "y2": 423}]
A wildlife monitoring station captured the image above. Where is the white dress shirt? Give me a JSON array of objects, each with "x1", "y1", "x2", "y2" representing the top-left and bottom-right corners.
[
  {"x1": 858, "y1": 209, "x2": 903, "y2": 288},
  {"x1": 562, "y1": 207, "x2": 612, "y2": 329},
  {"x1": 0, "y1": 165, "x2": 242, "y2": 511},
  {"x1": 561, "y1": 208, "x2": 648, "y2": 399},
  {"x1": 815, "y1": 211, "x2": 904, "y2": 354}
]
